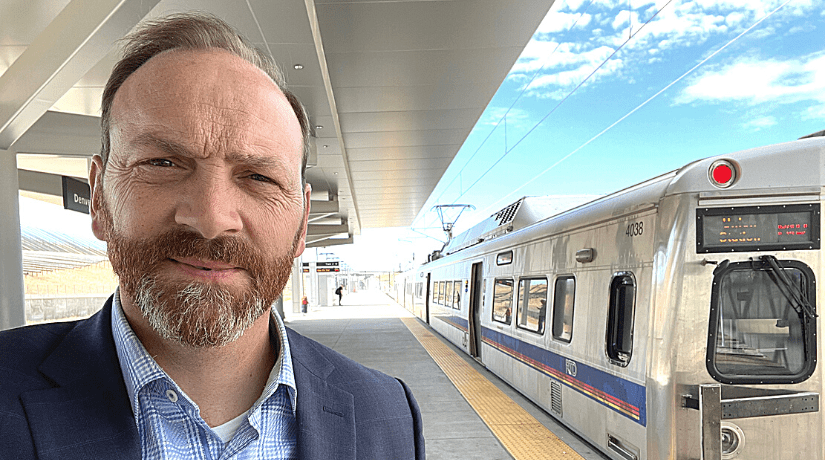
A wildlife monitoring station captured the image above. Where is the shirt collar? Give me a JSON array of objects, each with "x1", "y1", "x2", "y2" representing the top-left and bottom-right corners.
[{"x1": 110, "y1": 288, "x2": 297, "y2": 417}]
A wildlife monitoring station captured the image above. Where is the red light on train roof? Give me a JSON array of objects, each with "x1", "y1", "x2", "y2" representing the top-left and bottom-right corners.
[{"x1": 709, "y1": 159, "x2": 737, "y2": 188}]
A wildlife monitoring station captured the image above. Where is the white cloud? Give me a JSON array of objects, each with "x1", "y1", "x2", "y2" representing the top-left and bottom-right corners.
[
  {"x1": 510, "y1": 0, "x2": 817, "y2": 100},
  {"x1": 592, "y1": 0, "x2": 624, "y2": 8},
  {"x1": 537, "y1": 10, "x2": 592, "y2": 34},
  {"x1": 801, "y1": 105, "x2": 825, "y2": 122},
  {"x1": 557, "y1": 0, "x2": 590, "y2": 13},
  {"x1": 741, "y1": 116, "x2": 777, "y2": 131},
  {"x1": 477, "y1": 107, "x2": 531, "y2": 128},
  {"x1": 611, "y1": 10, "x2": 631, "y2": 31},
  {"x1": 511, "y1": 41, "x2": 623, "y2": 98},
  {"x1": 526, "y1": 58, "x2": 623, "y2": 96},
  {"x1": 676, "y1": 53, "x2": 825, "y2": 106},
  {"x1": 513, "y1": 42, "x2": 616, "y2": 75},
  {"x1": 725, "y1": 11, "x2": 746, "y2": 27}
]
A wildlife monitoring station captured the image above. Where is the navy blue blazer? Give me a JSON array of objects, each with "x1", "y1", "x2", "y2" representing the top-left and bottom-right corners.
[{"x1": 0, "y1": 298, "x2": 424, "y2": 459}]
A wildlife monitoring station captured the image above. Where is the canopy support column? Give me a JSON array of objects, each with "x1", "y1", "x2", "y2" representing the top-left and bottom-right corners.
[{"x1": 1, "y1": 151, "x2": 26, "y2": 330}]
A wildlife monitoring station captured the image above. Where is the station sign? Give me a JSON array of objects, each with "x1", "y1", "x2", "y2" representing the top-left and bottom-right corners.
[
  {"x1": 62, "y1": 176, "x2": 91, "y2": 214},
  {"x1": 316, "y1": 261, "x2": 340, "y2": 273}
]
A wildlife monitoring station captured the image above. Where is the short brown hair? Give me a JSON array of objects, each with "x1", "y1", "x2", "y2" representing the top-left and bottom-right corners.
[{"x1": 100, "y1": 13, "x2": 311, "y2": 184}]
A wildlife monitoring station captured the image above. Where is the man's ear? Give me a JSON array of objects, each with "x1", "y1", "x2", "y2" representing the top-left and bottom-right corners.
[
  {"x1": 88, "y1": 155, "x2": 108, "y2": 241},
  {"x1": 293, "y1": 183, "x2": 312, "y2": 258}
]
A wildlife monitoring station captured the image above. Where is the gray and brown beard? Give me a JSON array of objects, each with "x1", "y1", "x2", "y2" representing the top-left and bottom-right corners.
[{"x1": 96, "y1": 190, "x2": 299, "y2": 348}]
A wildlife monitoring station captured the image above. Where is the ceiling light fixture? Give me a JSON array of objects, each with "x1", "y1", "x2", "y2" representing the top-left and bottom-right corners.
[
  {"x1": 315, "y1": 125, "x2": 323, "y2": 130},
  {"x1": 293, "y1": 64, "x2": 303, "y2": 70}
]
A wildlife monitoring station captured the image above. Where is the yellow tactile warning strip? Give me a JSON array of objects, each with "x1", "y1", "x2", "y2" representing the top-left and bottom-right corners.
[{"x1": 401, "y1": 317, "x2": 585, "y2": 460}]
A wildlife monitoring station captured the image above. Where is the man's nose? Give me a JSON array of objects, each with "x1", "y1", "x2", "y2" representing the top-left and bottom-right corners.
[{"x1": 174, "y1": 172, "x2": 243, "y2": 239}]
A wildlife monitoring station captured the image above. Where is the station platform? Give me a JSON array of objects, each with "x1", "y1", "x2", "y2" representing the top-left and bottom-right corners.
[{"x1": 284, "y1": 289, "x2": 608, "y2": 460}]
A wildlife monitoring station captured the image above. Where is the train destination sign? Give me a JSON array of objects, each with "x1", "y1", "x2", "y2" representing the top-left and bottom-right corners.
[{"x1": 696, "y1": 203, "x2": 820, "y2": 253}]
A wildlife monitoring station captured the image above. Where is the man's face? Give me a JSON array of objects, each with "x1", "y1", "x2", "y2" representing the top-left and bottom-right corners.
[{"x1": 90, "y1": 49, "x2": 310, "y2": 347}]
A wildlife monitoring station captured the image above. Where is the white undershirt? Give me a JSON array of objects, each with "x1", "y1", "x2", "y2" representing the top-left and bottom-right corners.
[{"x1": 212, "y1": 411, "x2": 248, "y2": 443}]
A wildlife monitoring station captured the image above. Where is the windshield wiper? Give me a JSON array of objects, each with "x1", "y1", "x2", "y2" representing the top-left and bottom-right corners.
[{"x1": 761, "y1": 255, "x2": 817, "y2": 320}]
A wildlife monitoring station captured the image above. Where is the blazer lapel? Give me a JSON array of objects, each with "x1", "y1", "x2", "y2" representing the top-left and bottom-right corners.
[
  {"x1": 287, "y1": 329, "x2": 356, "y2": 460},
  {"x1": 20, "y1": 298, "x2": 140, "y2": 460}
]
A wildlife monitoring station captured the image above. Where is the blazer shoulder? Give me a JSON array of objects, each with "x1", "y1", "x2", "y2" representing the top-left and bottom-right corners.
[
  {"x1": 0, "y1": 321, "x2": 79, "y2": 385},
  {"x1": 286, "y1": 326, "x2": 422, "y2": 420},
  {"x1": 286, "y1": 326, "x2": 400, "y2": 388},
  {"x1": 0, "y1": 297, "x2": 115, "y2": 397},
  {"x1": 0, "y1": 320, "x2": 81, "y2": 455}
]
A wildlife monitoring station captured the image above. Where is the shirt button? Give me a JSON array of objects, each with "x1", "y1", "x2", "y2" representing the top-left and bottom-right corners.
[{"x1": 166, "y1": 389, "x2": 179, "y2": 403}]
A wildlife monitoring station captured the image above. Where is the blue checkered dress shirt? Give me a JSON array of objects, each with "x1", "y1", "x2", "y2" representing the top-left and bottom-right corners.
[{"x1": 111, "y1": 290, "x2": 298, "y2": 459}]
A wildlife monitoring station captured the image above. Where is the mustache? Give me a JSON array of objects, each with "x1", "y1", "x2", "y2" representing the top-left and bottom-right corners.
[
  {"x1": 148, "y1": 229, "x2": 258, "y2": 269},
  {"x1": 133, "y1": 229, "x2": 267, "y2": 277}
]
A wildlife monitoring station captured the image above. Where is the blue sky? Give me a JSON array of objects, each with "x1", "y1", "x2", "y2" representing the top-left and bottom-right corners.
[{"x1": 340, "y1": 0, "x2": 824, "y2": 271}]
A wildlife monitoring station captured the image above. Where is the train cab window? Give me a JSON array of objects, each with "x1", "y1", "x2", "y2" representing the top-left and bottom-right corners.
[
  {"x1": 516, "y1": 278, "x2": 548, "y2": 334},
  {"x1": 453, "y1": 281, "x2": 462, "y2": 310},
  {"x1": 552, "y1": 276, "x2": 576, "y2": 343},
  {"x1": 707, "y1": 258, "x2": 817, "y2": 384},
  {"x1": 492, "y1": 279, "x2": 514, "y2": 325},
  {"x1": 606, "y1": 273, "x2": 636, "y2": 367}
]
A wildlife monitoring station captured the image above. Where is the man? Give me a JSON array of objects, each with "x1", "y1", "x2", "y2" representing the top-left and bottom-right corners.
[
  {"x1": 0, "y1": 13, "x2": 424, "y2": 459},
  {"x1": 335, "y1": 285, "x2": 344, "y2": 306}
]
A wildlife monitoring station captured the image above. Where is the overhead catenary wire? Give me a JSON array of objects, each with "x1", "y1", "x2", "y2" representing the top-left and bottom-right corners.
[
  {"x1": 475, "y1": 0, "x2": 793, "y2": 218},
  {"x1": 412, "y1": 0, "x2": 669, "y2": 232},
  {"x1": 416, "y1": 0, "x2": 794, "y2": 233},
  {"x1": 432, "y1": 0, "x2": 598, "y2": 197},
  {"x1": 451, "y1": 0, "x2": 675, "y2": 205}
]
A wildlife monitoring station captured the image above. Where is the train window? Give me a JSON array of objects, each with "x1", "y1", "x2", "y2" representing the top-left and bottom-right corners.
[
  {"x1": 552, "y1": 276, "x2": 576, "y2": 343},
  {"x1": 492, "y1": 279, "x2": 514, "y2": 325},
  {"x1": 606, "y1": 273, "x2": 636, "y2": 367},
  {"x1": 445, "y1": 281, "x2": 453, "y2": 307},
  {"x1": 438, "y1": 281, "x2": 446, "y2": 305},
  {"x1": 453, "y1": 280, "x2": 462, "y2": 310},
  {"x1": 707, "y1": 258, "x2": 817, "y2": 384},
  {"x1": 432, "y1": 281, "x2": 440, "y2": 305},
  {"x1": 516, "y1": 278, "x2": 548, "y2": 334}
]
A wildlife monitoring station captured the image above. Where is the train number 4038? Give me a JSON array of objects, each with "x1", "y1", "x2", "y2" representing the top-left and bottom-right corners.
[{"x1": 626, "y1": 222, "x2": 643, "y2": 237}]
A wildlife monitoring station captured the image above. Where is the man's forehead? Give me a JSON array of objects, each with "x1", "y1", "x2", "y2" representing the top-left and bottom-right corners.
[
  {"x1": 109, "y1": 48, "x2": 303, "y2": 161},
  {"x1": 112, "y1": 49, "x2": 292, "y2": 126},
  {"x1": 128, "y1": 48, "x2": 278, "y2": 92}
]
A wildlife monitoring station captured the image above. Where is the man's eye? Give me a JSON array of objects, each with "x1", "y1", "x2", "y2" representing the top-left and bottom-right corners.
[
  {"x1": 148, "y1": 159, "x2": 175, "y2": 167},
  {"x1": 249, "y1": 173, "x2": 274, "y2": 183}
]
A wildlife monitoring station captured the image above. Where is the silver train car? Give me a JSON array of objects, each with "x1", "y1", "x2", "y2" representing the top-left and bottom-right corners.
[{"x1": 394, "y1": 137, "x2": 825, "y2": 459}]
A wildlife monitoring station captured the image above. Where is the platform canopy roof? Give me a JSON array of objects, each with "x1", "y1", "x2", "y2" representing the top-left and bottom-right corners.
[{"x1": 1, "y1": 0, "x2": 553, "y2": 247}]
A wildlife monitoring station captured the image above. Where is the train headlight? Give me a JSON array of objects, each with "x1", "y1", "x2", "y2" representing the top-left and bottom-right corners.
[
  {"x1": 709, "y1": 159, "x2": 738, "y2": 188},
  {"x1": 720, "y1": 422, "x2": 745, "y2": 458}
]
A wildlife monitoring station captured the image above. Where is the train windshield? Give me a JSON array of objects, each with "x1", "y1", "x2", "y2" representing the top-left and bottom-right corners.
[{"x1": 707, "y1": 258, "x2": 817, "y2": 384}]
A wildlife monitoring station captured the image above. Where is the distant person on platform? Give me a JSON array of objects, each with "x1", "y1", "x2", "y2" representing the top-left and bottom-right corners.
[
  {"x1": 0, "y1": 13, "x2": 423, "y2": 460},
  {"x1": 335, "y1": 285, "x2": 344, "y2": 305}
]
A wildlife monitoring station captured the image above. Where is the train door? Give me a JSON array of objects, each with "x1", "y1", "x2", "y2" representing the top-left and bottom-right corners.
[
  {"x1": 468, "y1": 262, "x2": 483, "y2": 360},
  {"x1": 425, "y1": 273, "x2": 431, "y2": 324}
]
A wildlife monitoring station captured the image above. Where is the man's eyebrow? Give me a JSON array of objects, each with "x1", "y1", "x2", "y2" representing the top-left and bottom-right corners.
[
  {"x1": 131, "y1": 132, "x2": 292, "y2": 172},
  {"x1": 131, "y1": 132, "x2": 192, "y2": 157},
  {"x1": 225, "y1": 151, "x2": 291, "y2": 172}
]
